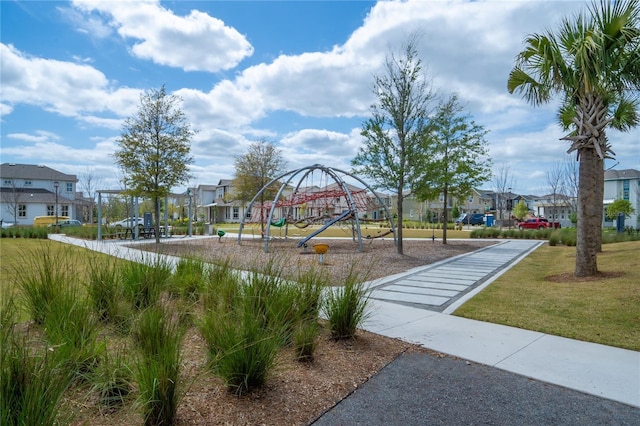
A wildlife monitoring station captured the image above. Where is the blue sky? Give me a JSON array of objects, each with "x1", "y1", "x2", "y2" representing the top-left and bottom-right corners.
[{"x1": 2, "y1": 0, "x2": 638, "y2": 196}]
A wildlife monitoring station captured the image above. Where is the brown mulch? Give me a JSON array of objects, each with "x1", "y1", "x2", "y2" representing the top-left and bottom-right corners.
[
  {"x1": 140, "y1": 237, "x2": 495, "y2": 284},
  {"x1": 66, "y1": 237, "x2": 493, "y2": 425}
]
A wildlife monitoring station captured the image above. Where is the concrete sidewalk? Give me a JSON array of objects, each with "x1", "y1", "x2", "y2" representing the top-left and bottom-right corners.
[{"x1": 49, "y1": 234, "x2": 640, "y2": 411}]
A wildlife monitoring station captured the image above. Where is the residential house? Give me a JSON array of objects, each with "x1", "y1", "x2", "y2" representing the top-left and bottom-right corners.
[
  {"x1": 603, "y1": 168, "x2": 640, "y2": 229},
  {"x1": 0, "y1": 163, "x2": 79, "y2": 226}
]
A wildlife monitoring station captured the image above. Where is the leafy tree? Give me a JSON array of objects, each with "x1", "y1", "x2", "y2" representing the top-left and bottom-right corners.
[
  {"x1": 605, "y1": 199, "x2": 635, "y2": 220},
  {"x1": 233, "y1": 140, "x2": 287, "y2": 234},
  {"x1": 513, "y1": 200, "x2": 529, "y2": 221},
  {"x1": 114, "y1": 85, "x2": 195, "y2": 243},
  {"x1": 508, "y1": 0, "x2": 640, "y2": 276},
  {"x1": 352, "y1": 35, "x2": 436, "y2": 254},
  {"x1": 413, "y1": 93, "x2": 492, "y2": 244}
]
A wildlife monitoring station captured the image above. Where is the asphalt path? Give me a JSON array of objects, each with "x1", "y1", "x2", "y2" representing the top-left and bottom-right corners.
[{"x1": 311, "y1": 351, "x2": 640, "y2": 425}]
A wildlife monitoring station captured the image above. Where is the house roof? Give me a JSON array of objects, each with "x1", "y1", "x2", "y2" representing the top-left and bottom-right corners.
[
  {"x1": 0, "y1": 187, "x2": 56, "y2": 203},
  {"x1": 604, "y1": 169, "x2": 640, "y2": 180},
  {"x1": 0, "y1": 163, "x2": 77, "y2": 182}
]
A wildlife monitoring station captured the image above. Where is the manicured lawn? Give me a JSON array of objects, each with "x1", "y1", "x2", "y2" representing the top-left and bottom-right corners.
[{"x1": 455, "y1": 240, "x2": 640, "y2": 351}]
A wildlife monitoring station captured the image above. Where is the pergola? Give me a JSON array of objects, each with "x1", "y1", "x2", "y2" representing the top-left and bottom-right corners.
[{"x1": 96, "y1": 189, "x2": 193, "y2": 241}]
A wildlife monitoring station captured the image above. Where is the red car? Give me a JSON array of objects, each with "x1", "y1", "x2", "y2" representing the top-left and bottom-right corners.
[{"x1": 517, "y1": 217, "x2": 561, "y2": 230}]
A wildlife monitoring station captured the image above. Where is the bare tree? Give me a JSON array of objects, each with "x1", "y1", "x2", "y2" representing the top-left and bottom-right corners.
[
  {"x1": 492, "y1": 165, "x2": 516, "y2": 222},
  {"x1": 563, "y1": 157, "x2": 579, "y2": 223},
  {"x1": 545, "y1": 162, "x2": 565, "y2": 224},
  {"x1": 1, "y1": 180, "x2": 25, "y2": 225},
  {"x1": 80, "y1": 167, "x2": 102, "y2": 223}
]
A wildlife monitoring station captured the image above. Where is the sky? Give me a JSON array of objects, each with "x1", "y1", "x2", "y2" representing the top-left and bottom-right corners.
[{"x1": 1, "y1": 0, "x2": 639, "y2": 197}]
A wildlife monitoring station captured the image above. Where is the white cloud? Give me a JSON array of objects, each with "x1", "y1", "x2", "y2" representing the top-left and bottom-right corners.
[
  {"x1": 71, "y1": 0, "x2": 254, "y2": 72},
  {"x1": 0, "y1": 43, "x2": 140, "y2": 120},
  {"x1": 0, "y1": 103, "x2": 14, "y2": 117},
  {"x1": 7, "y1": 130, "x2": 61, "y2": 142}
]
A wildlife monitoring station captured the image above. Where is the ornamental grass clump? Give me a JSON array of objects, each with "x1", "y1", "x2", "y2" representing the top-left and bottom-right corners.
[
  {"x1": 199, "y1": 261, "x2": 296, "y2": 395},
  {"x1": 17, "y1": 242, "x2": 73, "y2": 324},
  {"x1": 1, "y1": 292, "x2": 73, "y2": 426},
  {"x1": 86, "y1": 252, "x2": 124, "y2": 322},
  {"x1": 43, "y1": 286, "x2": 102, "y2": 381},
  {"x1": 134, "y1": 303, "x2": 185, "y2": 426},
  {"x1": 91, "y1": 350, "x2": 132, "y2": 410},
  {"x1": 171, "y1": 257, "x2": 206, "y2": 301},
  {"x1": 121, "y1": 256, "x2": 171, "y2": 310},
  {"x1": 324, "y1": 267, "x2": 371, "y2": 340}
]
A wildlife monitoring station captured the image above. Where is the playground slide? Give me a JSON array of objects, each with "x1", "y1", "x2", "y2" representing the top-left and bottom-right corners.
[{"x1": 297, "y1": 210, "x2": 352, "y2": 248}]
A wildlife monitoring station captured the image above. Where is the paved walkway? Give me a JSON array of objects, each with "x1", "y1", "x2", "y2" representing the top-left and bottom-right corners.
[
  {"x1": 367, "y1": 240, "x2": 541, "y2": 313},
  {"x1": 49, "y1": 234, "x2": 640, "y2": 413}
]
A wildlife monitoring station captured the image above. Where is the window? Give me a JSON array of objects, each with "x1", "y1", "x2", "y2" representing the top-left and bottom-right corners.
[
  {"x1": 47, "y1": 205, "x2": 55, "y2": 216},
  {"x1": 66, "y1": 182, "x2": 73, "y2": 193},
  {"x1": 61, "y1": 205, "x2": 69, "y2": 216},
  {"x1": 24, "y1": 180, "x2": 32, "y2": 187},
  {"x1": 233, "y1": 207, "x2": 239, "y2": 220},
  {"x1": 18, "y1": 205, "x2": 26, "y2": 218},
  {"x1": 217, "y1": 188, "x2": 224, "y2": 199},
  {"x1": 3, "y1": 179, "x2": 11, "y2": 185}
]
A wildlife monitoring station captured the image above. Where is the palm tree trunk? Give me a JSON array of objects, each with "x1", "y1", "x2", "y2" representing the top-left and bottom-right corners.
[{"x1": 575, "y1": 148, "x2": 600, "y2": 276}]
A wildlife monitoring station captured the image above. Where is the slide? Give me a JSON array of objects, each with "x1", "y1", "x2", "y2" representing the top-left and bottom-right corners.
[{"x1": 297, "y1": 210, "x2": 352, "y2": 248}]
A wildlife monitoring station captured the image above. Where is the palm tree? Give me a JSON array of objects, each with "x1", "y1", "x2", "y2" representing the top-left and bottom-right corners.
[{"x1": 508, "y1": 0, "x2": 640, "y2": 277}]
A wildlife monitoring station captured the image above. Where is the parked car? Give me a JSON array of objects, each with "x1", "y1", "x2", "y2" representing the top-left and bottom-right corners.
[
  {"x1": 110, "y1": 217, "x2": 145, "y2": 229},
  {"x1": 48, "y1": 219, "x2": 82, "y2": 228},
  {"x1": 455, "y1": 213, "x2": 485, "y2": 226},
  {"x1": 33, "y1": 215, "x2": 71, "y2": 227},
  {"x1": 517, "y1": 217, "x2": 561, "y2": 230}
]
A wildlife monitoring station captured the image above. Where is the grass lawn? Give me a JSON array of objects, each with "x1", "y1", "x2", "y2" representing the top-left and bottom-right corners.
[{"x1": 454, "y1": 240, "x2": 640, "y2": 351}]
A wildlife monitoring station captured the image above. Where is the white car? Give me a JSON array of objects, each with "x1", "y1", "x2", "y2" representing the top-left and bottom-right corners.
[{"x1": 110, "y1": 217, "x2": 145, "y2": 229}]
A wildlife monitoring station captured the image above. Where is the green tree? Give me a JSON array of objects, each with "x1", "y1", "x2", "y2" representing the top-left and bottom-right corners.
[
  {"x1": 233, "y1": 140, "x2": 287, "y2": 234},
  {"x1": 114, "y1": 85, "x2": 195, "y2": 243},
  {"x1": 605, "y1": 199, "x2": 636, "y2": 220},
  {"x1": 413, "y1": 93, "x2": 492, "y2": 244},
  {"x1": 507, "y1": 0, "x2": 640, "y2": 277},
  {"x1": 513, "y1": 200, "x2": 529, "y2": 221},
  {"x1": 352, "y1": 35, "x2": 435, "y2": 255}
]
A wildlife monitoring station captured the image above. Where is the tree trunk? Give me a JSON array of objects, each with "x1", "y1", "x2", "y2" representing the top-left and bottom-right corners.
[
  {"x1": 595, "y1": 155, "x2": 604, "y2": 252},
  {"x1": 441, "y1": 185, "x2": 448, "y2": 245},
  {"x1": 396, "y1": 190, "x2": 404, "y2": 255},
  {"x1": 154, "y1": 196, "x2": 161, "y2": 244},
  {"x1": 575, "y1": 148, "x2": 600, "y2": 277}
]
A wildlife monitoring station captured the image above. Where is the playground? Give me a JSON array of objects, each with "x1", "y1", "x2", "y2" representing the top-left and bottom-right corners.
[{"x1": 237, "y1": 164, "x2": 396, "y2": 253}]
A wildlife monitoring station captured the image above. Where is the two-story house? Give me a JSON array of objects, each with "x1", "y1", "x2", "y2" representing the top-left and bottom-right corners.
[{"x1": 0, "y1": 163, "x2": 79, "y2": 226}]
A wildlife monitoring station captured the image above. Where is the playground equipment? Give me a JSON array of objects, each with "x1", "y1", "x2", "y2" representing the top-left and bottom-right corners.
[
  {"x1": 313, "y1": 243, "x2": 329, "y2": 264},
  {"x1": 237, "y1": 164, "x2": 396, "y2": 253}
]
